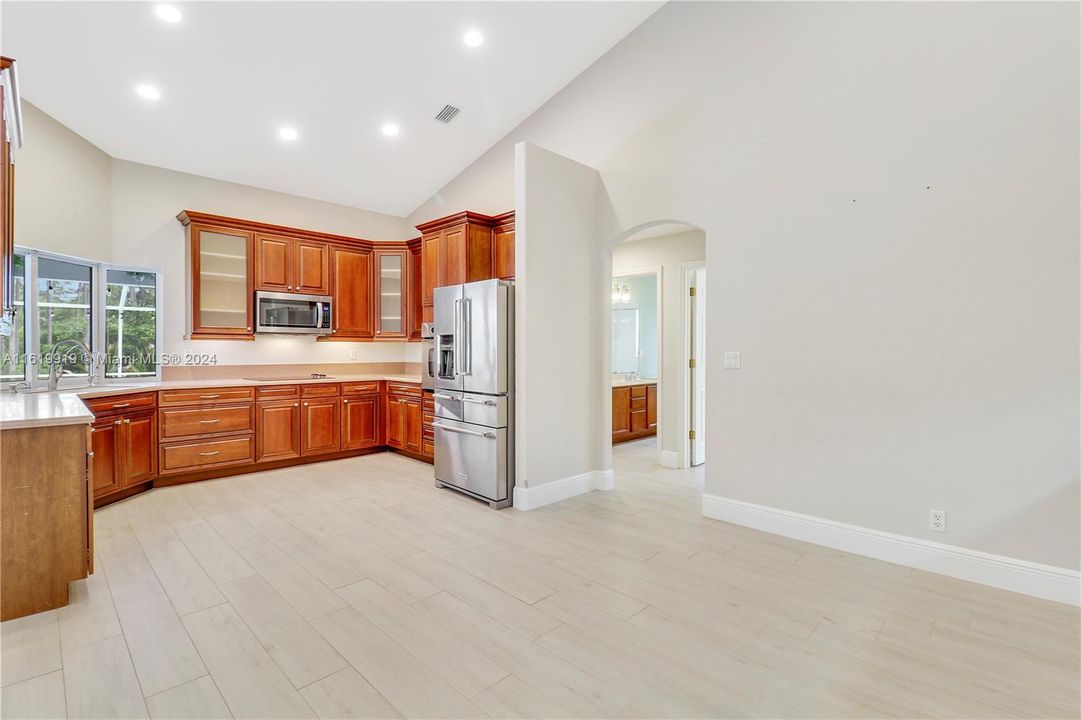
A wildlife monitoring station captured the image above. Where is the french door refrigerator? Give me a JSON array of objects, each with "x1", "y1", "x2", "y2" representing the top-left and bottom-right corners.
[{"x1": 432, "y1": 279, "x2": 514, "y2": 508}]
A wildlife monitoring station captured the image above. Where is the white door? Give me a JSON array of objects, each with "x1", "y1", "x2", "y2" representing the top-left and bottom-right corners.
[{"x1": 690, "y1": 268, "x2": 706, "y2": 466}]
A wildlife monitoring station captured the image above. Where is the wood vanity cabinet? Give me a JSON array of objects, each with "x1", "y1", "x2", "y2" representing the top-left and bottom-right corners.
[
  {"x1": 327, "y1": 245, "x2": 374, "y2": 339},
  {"x1": 255, "y1": 233, "x2": 329, "y2": 295},
  {"x1": 612, "y1": 382, "x2": 658, "y2": 444}
]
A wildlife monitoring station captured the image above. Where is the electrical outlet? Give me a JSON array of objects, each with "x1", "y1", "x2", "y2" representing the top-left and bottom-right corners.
[
  {"x1": 723, "y1": 351, "x2": 742, "y2": 369},
  {"x1": 929, "y1": 509, "x2": 946, "y2": 533},
  {"x1": 349, "y1": 349, "x2": 358, "y2": 361}
]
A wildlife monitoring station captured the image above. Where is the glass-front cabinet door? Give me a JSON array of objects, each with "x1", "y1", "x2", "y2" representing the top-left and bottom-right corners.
[
  {"x1": 190, "y1": 225, "x2": 254, "y2": 338},
  {"x1": 374, "y1": 249, "x2": 407, "y2": 339}
]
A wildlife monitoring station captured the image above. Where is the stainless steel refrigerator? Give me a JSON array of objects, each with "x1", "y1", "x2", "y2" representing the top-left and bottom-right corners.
[{"x1": 432, "y1": 279, "x2": 514, "y2": 508}]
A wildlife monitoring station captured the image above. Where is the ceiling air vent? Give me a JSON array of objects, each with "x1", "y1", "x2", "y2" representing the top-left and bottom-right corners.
[{"x1": 435, "y1": 104, "x2": 461, "y2": 124}]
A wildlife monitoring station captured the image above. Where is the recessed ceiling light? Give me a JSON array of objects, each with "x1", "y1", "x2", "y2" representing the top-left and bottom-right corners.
[
  {"x1": 278, "y1": 126, "x2": 299, "y2": 141},
  {"x1": 135, "y1": 84, "x2": 161, "y2": 101},
  {"x1": 381, "y1": 123, "x2": 400, "y2": 137},
  {"x1": 153, "y1": 4, "x2": 182, "y2": 23},
  {"x1": 463, "y1": 29, "x2": 484, "y2": 48}
]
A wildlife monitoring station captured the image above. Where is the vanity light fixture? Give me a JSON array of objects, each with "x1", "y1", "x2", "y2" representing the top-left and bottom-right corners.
[{"x1": 611, "y1": 283, "x2": 631, "y2": 304}]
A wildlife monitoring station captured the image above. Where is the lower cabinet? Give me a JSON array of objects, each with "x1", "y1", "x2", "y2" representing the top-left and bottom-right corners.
[
  {"x1": 386, "y1": 393, "x2": 422, "y2": 452},
  {"x1": 612, "y1": 382, "x2": 658, "y2": 444},
  {"x1": 301, "y1": 397, "x2": 341, "y2": 455},
  {"x1": 256, "y1": 399, "x2": 301, "y2": 462},
  {"x1": 91, "y1": 410, "x2": 157, "y2": 499},
  {"x1": 342, "y1": 395, "x2": 380, "y2": 450}
]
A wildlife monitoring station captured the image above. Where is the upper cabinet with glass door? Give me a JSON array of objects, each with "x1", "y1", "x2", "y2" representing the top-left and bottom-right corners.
[
  {"x1": 182, "y1": 218, "x2": 254, "y2": 339},
  {"x1": 374, "y1": 249, "x2": 407, "y2": 339}
]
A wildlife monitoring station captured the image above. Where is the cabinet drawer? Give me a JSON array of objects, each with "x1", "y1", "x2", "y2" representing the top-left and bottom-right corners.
[
  {"x1": 422, "y1": 433, "x2": 434, "y2": 458},
  {"x1": 422, "y1": 394, "x2": 434, "y2": 413},
  {"x1": 84, "y1": 392, "x2": 156, "y2": 416},
  {"x1": 256, "y1": 385, "x2": 299, "y2": 399},
  {"x1": 160, "y1": 435, "x2": 254, "y2": 474},
  {"x1": 341, "y1": 381, "x2": 380, "y2": 396},
  {"x1": 160, "y1": 387, "x2": 254, "y2": 406},
  {"x1": 160, "y1": 404, "x2": 254, "y2": 440},
  {"x1": 630, "y1": 396, "x2": 647, "y2": 410},
  {"x1": 301, "y1": 383, "x2": 340, "y2": 397},
  {"x1": 386, "y1": 382, "x2": 420, "y2": 397},
  {"x1": 630, "y1": 385, "x2": 648, "y2": 399}
]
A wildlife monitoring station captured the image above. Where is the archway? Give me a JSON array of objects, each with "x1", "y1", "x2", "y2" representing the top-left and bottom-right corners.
[{"x1": 597, "y1": 219, "x2": 706, "y2": 488}]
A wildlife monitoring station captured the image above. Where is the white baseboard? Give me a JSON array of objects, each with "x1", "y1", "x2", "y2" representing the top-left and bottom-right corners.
[
  {"x1": 658, "y1": 450, "x2": 679, "y2": 468},
  {"x1": 701, "y1": 493, "x2": 1080, "y2": 606},
  {"x1": 514, "y1": 470, "x2": 611, "y2": 511}
]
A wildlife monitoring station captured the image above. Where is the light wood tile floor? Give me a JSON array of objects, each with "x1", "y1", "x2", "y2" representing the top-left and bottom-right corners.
[{"x1": 3, "y1": 438, "x2": 1078, "y2": 719}]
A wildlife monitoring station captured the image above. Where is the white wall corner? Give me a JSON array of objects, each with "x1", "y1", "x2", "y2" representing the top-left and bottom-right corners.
[
  {"x1": 514, "y1": 470, "x2": 613, "y2": 511},
  {"x1": 701, "y1": 493, "x2": 1081, "y2": 606},
  {"x1": 658, "y1": 450, "x2": 679, "y2": 468}
]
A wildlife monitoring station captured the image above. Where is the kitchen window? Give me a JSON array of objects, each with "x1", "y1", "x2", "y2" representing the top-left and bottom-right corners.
[{"x1": 0, "y1": 247, "x2": 163, "y2": 389}]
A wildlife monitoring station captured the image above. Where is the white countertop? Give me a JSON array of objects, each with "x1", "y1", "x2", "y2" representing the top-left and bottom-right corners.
[
  {"x1": 611, "y1": 377, "x2": 658, "y2": 388},
  {"x1": 0, "y1": 374, "x2": 423, "y2": 430}
]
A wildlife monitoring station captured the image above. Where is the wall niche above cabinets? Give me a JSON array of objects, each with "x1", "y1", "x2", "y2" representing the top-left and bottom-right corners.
[{"x1": 177, "y1": 211, "x2": 422, "y2": 342}]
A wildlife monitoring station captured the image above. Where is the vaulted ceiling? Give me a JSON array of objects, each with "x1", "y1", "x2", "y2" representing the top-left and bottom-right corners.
[{"x1": 2, "y1": 1, "x2": 660, "y2": 216}]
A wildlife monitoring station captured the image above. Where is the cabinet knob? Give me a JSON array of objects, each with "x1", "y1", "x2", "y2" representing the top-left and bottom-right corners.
[
  {"x1": 247, "y1": 326, "x2": 252, "y2": 331},
  {"x1": 287, "y1": 285, "x2": 293, "y2": 290},
  {"x1": 293, "y1": 402, "x2": 299, "y2": 407},
  {"x1": 343, "y1": 399, "x2": 348, "y2": 404},
  {"x1": 114, "y1": 419, "x2": 121, "y2": 426},
  {"x1": 303, "y1": 402, "x2": 308, "y2": 407}
]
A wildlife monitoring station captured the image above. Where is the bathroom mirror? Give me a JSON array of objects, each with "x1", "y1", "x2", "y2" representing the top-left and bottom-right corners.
[{"x1": 612, "y1": 305, "x2": 639, "y2": 373}]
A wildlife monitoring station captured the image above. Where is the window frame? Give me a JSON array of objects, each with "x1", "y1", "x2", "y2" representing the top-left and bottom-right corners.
[{"x1": 3, "y1": 246, "x2": 163, "y2": 390}]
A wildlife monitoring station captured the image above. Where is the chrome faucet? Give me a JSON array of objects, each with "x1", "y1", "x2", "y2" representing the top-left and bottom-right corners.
[{"x1": 46, "y1": 339, "x2": 94, "y2": 390}]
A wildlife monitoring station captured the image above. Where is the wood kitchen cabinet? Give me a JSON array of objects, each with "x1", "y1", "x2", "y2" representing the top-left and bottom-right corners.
[
  {"x1": 612, "y1": 382, "x2": 658, "y2": 444},
  {"x1": 255, "y1": 234, "x2": 330, "y2": 295},
  {"x1": 374, "y1": 249, "x2": 408, "y2": 339},
  {"x1": 256, "y1": 399, "x2": 301, "y2": 462},
  {"x1": 301, "y1": 395, "x2": 341, "y2": 456},
  {"x1": 493, "y1": 211, "x2": 515, "y2": 281},
  {"x1": 409, "y1": 239, "x2": 422, "y2": 340},
  {"x1": 91, "y1": 409, "x2": 157, "y2": 499},
  {"x1": 327, "y1": 245, "x2": 374, "y2": 339},
  {"x1": 386, "y1": 389, "x2": 421, "y2": 453},
  {"x1": 0, "y1": 57, "x2": 20, "y2": 328},
  {"x1": 342, "y1": 394, "x2": 380, "y2": 449},
  {"x1": 415, "y1": 211, "x2": 501, "y2": 323},
  {"x1": 179, "y1": 216, "x2": 255, "y2": 340}
]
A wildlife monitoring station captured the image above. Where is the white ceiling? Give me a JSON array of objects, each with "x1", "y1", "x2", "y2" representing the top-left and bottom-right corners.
[{"x1": 2, "y1": 1, "x2": 660, "y2": 217}]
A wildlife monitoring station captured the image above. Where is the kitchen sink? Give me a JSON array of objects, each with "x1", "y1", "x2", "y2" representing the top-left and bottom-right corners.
[{"x1": 241, "y1": 375, "x2": 335, "y2": 381}]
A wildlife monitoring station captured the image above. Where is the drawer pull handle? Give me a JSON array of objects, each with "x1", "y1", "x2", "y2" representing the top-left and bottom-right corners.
[
  {"x1": 433, "y1": 393, "x2": 460, "y2": 401},
  {"x1": 112, "y1": 402, "x2": 131, "y2": 408},
  {"x1": 199, "y1": 419, "x2": 220, "y2": 424},
  {"x1": 462, "y1": 397, "x2": 497, "y2": 406},
  {"x1": 200, "y1": 394, "x2": 220, "y2": 399},
  {"x1": 198, "y1": 450, "x2": 220, "y2": 457}
]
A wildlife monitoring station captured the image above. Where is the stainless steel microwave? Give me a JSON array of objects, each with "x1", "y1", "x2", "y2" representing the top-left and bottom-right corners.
[{"x1": 254, "y1": 291, "x2": 332, "y2": 334}]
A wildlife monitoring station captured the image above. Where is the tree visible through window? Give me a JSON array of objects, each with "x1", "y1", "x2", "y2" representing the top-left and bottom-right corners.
[
  {"x1": 106, "y1": 269, "x2": 157, "y2": 377},
  {"x1": 37, "y1": 257, "x2": 93, "y2": 379}
]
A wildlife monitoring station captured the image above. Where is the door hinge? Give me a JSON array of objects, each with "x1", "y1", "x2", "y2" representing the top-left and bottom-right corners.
[
  {"x1": 689, "y1": 429, "x2": 696, "y2": 440},
  {"x1": 689, "y1": 287, "x2": 696, "y2": 297},
  {"x1": 688, "y1": 358, "x2": 696, "y2": 369}
]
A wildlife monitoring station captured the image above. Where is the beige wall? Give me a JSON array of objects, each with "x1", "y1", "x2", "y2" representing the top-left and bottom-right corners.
[
  {"x1": 411, "y1": 3, "x2": 1081, "y2": 571},
  {"x1": 15, "y1": 102, "x2": 111, "y2": 260},
  {"x1": 612, "y1": 229, "x2": 705, "y2": 468},
  {"x1": 16, "y1": 103, "x2": 422, "y2": 366}
]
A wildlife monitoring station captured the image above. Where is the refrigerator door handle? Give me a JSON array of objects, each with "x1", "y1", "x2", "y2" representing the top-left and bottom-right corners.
[
  {"x1": 433, "y1": 422, "x2": 495, "y2": 439},
  {"x1": 462, "y1": 297, "x2": 472, "y2": 376},
  {"x1": 433, "y1": 393, "x2": 461, "y2": 402},
  {"x1": 461, "y1": 397, "x2": 496, "y2": 406},
  {"x1": 453, "y1": 298, "x2": 462, "y2": 377}
]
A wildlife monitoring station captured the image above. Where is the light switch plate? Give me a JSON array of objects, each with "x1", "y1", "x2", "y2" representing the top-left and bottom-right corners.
[{"x1": 723, "y1": 351, "x2": 742, "y2": 369}]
